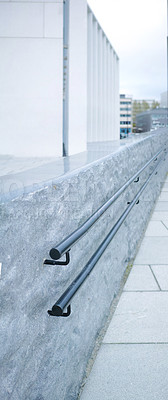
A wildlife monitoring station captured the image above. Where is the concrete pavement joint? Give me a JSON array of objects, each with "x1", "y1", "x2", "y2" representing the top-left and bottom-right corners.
[
  {"x1": 122, "y1": 290, "x2": 161, "y2": 292},
  {"x1": 161, "y1": 220, "x2": 168, "y2": 230},
  {"x1": 134, "y1": 263, "x2": 168, "y2": 265},
  {"x1": 149, "y1": 264, "x2": 161, "y2": 290},
  {"x1": 101, "y1": 342, "x2": 168, "y2": 345}
]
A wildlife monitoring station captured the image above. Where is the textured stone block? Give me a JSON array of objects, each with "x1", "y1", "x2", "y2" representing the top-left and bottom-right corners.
[{"x1": 0, "y1": 131, "x2": 168, "y2": 399}]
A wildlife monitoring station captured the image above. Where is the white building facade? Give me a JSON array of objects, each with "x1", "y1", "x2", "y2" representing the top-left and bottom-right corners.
[
  {"x1": 87, "y1": 7, "x2": 119, "y2": 143},
  {"x1": 120, "y1": 94, "x2": 132, "y2": 137},
  {"x1": 0, "y1": 0, "x2": 119, "y2": 158}
]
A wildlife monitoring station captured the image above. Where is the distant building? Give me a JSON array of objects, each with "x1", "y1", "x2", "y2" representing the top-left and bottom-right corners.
[
  {"x1": 160, "y1": 92, "x2": 168, "y2": 108},
  {"x1": 132, "y1": 99, "x2": 155, "y2": 127},
  {"x1": 136, "y1": 108, "x2": 168, "y2": 133},
  {"x1": 120, "y1": 94, "x2": 132, "y2": 138}
]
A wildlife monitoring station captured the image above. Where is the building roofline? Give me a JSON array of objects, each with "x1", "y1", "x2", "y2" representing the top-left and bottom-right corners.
[{"x1": 87, "y1": 4, "x2": 119, "y2": 60}]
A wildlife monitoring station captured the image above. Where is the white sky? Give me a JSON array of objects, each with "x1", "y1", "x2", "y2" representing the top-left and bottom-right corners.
[{"x1": 87, "y1": 0, "x2": 167, "y2": 101}]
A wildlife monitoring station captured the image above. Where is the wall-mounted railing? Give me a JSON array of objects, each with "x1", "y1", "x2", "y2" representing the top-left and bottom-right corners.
[{"x1": 44, "y1": 146, "x2": 167, "y2": 317}]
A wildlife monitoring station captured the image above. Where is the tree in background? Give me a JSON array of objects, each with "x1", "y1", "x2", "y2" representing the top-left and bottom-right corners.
[
  {"x1": 151, "y1": 100, "x2": 160, "y2": 109},
  {"x1": 142, "y1": 100, "x2": 150, "y2": 111}
]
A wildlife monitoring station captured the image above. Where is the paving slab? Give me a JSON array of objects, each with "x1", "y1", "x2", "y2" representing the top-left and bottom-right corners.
[
  {"x1": 123, "y1": 265, "x2": 159, "y2": 291},
  {"x1": 80, "y1": 344, "x2": 168, "y2": 400},
  {"x1": 158, "y1": 192, "x2": 168, "y2": 201},
  {"x1": 103, "y1": 292, "x2": 168, "y2": 343},
  {"x1": 144, "y1": 220, "x2": 168, "y2": 236},
  {"x1": 134, "y1": 237, "x2": 168, "y2": 264},
  {"x1": 151, "y1": 211, "x2": 168, "y2": 221},
  {"x1": 162, "y1": 187, "x2": 168, "y2": 192},
  {"x1": 162, "y1": 219, "x2": 168, "y2": 229},
  {"x1": 151, "y1": 265, "x2": 168, "y2": 290},
  {"x1": 161, "y1": 183, "x2": 168, "y2": 191},
  {"x1": 153, "y1": 201, "x2": 168, "y2": 211}
]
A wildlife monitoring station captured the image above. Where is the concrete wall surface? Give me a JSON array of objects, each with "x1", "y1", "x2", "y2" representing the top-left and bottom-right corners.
[{"x1": 0, "y1": 129, "x2": 168, "y2": 399}]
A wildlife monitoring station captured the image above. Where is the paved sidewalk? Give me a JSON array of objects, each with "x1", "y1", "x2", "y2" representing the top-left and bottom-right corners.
[{"x1": 80, "y1": 176, "x2": 168, "y2": 400}]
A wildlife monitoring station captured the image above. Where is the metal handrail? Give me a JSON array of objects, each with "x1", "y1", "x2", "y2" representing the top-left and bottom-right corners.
[
  {"x1": 47, "y1": 148, "x2": 164, "y2": 261},
  {"x1": 48, "y1": 150, "x2": 166, "y2": 317}
]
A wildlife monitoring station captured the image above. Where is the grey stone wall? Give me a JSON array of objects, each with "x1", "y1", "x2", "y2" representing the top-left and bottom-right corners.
[{"x1": 0, "y1": 129, "x2": 168, "y2": 400}]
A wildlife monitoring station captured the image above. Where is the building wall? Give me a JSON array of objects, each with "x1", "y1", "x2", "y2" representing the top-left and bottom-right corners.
[
  {"x1": 120, "y1": 95, "x2": 132, "y2": 136},
  {"x1": 160, "y1": 91, "x2": 168, "y2": 108},
  {"x1": 68, "y1": 0, "x2": 87, "y2": 155},
  {"x1": 87, "y1": 6, "x2": 119, "y2": 142},
  {"x1": 0, "y1": 0, "x2": 64, "y2": 157},
  {"x1": 132, "y1": 99, "x2": 155, "y2": 128},
  {"x1": 136, "y1": 113, "x2": 151, "y2": 132},
  {"x1": 0, "y1": 0, "x2": 119, "y2": 158}
]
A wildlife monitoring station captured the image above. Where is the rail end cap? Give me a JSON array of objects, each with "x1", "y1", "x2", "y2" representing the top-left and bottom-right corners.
[
  {"x1": 51, "y1": 304, "x2": 63, "y2": 316},
  {"x1": 49, "y1": 248, "x2": 61, "y2": 260}
]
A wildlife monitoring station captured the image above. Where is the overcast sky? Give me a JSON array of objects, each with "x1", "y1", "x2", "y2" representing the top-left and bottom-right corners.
[{"x1": 87, "y1": 0, "x2": 167, "y2": 101}]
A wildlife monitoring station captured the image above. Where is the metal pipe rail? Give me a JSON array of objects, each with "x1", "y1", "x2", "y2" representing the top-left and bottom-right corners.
[
  {"x1": 48, "y1": 151, "x2": 166, "y2": 317},
  {"x1": 46, "y1": 147, "x2": 164, "y2": 262}
]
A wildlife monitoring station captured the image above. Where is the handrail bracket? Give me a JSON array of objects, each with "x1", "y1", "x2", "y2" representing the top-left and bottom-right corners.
[
  {"x1": 48, "y1": 304, "x2": 71, "y2": 317},
  {"x1": 43, "y1": 251, "x2": 70, "y2": 266}
]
